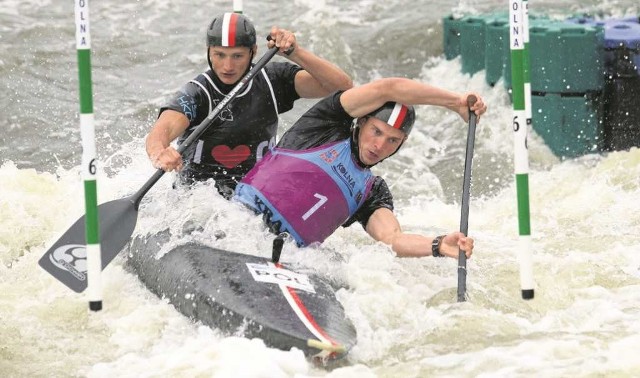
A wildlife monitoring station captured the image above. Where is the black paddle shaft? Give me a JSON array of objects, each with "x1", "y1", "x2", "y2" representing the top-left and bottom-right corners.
[
  {"x1": 39, "y1": 47, "x2": 279, "y2": 293},
  {"x1": 457, "y1": 95, "x2": 478, "y2": 303}
]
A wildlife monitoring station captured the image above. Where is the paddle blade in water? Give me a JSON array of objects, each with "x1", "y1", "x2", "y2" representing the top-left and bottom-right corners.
[{"x1": 38, "y1": 197, "x2": 138, "y2": 293}]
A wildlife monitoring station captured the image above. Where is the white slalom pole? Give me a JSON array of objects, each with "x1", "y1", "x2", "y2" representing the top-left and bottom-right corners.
[
  {"x1": 75, "y1": 0, "x2": 103, "y2": 311},
  {"x1": 234, "y1": 0, "x2": 243, "y2": 13},
  {"x1": 509, "y1": 0, "x2": 535, "y2": 300},
  {"x1": 520, "y1": 0, "x2": 535, "y2": 300}
]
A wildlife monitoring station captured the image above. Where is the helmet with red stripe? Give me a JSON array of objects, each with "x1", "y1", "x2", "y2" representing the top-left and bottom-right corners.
[
  {"x1": 368, "y1": 102, "x2": 415, "y2": 136},
  {"x1": 207, "y1": 13, "x2": 256, "y2": 48}
]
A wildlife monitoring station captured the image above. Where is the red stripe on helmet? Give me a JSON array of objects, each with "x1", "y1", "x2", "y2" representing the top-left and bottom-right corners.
[
  {"x1": 390, "y1": 103, "x2": 408, "y2": 129},
  {"x1": 227, "y1": 13, "x2": 238, "y2": 46}
]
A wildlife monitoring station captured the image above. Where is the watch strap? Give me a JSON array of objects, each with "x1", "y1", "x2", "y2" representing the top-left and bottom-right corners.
[{"x1": 431, "y1": 235, "x2": 445, "y2": 257}]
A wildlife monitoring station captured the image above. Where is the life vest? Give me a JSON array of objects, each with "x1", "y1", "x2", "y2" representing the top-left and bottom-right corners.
[
  {"x1": 180, "y1": 69, "x2": 278, "y2": 170},
  {"x1": 235, "y1": 139, "x2": 375, "y2": 245}
]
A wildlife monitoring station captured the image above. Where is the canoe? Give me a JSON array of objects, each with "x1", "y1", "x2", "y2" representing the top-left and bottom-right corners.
[{"x1": 125, "y1": 230, "x2": 357, "y2": 364}]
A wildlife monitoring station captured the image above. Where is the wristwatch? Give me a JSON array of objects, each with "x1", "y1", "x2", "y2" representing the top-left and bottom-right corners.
[{"x1": 431, "y1": 235, "x2": 445, "y2": 257}]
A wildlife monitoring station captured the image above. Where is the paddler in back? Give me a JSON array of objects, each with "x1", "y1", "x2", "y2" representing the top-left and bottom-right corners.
[{"x1": 145, "y1": 12, "x2": 352, "y2": 198}]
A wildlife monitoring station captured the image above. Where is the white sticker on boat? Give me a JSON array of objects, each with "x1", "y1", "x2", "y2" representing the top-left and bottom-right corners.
[{"x1": 246, "y1": 263, "x2": 315, "y2": 293}]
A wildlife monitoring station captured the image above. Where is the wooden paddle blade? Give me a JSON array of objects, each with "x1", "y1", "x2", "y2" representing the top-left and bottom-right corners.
[{"x1": 38, "y1": 196, "x2": 138, "y2": 293}]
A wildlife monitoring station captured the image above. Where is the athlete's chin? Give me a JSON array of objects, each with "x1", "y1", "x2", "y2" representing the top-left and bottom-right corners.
[
  {"x1": 219, "y1": 75, "x2": 239, "y2": 84},
  {"x1": 360, "y1": 154, "x2": 381, "y2": 166}
]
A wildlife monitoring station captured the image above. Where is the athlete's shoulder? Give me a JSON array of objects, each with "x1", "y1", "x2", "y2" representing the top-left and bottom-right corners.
[
  {"x1": 370, "y1": 176, "x2": 392, "y2": 202},
  {"x1": 264, "y1": 61, "x2": 303, "y2": 79},
  {"x1": 342, "y1": 175, "x2": 393, "y2": 228},
  {"x1": 188, "y1": 70, "x2": 215, "y2": 88},
  {"x1": 304, "y1": 90, "x2": 350, "y2": 118},
  {"x1": 171, "y1": 70, "x2": 213, "y2": 98}
]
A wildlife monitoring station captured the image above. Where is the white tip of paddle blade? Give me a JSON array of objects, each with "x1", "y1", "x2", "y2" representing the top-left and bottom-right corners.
[{"x1": 307, "y1": 339, "x2": 346, "y2": 354}]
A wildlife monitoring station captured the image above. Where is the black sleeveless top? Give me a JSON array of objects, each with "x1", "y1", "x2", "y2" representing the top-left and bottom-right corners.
[
  {"x1": 264, "y1": 91, "x2": 395, "y2": 229},
  {"x1": 160, "y1": 62, "x2": 302, "y2": 196}
]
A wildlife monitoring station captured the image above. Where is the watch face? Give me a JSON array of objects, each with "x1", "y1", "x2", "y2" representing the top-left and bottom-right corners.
[{"x1": 432, "y1": 236, "x2": 443, "y2": 257}]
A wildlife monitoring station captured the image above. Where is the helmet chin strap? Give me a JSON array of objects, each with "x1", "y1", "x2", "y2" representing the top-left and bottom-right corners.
[{"x1": 350, "y1": 123, "x2": 371, "y2": 169}]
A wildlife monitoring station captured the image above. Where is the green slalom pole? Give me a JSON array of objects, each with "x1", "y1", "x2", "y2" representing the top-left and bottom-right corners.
[
  {"x1": 75, "y1": 0, "x2": 103, "y2": 311},
  {"x1": 509, "y1": 0, "x2": 534, "y2": 300}
]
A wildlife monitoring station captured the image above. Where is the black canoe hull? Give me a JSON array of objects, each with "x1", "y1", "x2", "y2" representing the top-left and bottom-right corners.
[{"x1": 125, "y1": 231, "x2": 356, "y2": 362}]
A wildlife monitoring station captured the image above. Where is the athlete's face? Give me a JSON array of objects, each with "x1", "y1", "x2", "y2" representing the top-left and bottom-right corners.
[
  {"x1": 209, "y1": 45, "x2": 256, "y2": 84},
  {"x1": 357, "y1": 117, "x2": 407, "y2": 165}
]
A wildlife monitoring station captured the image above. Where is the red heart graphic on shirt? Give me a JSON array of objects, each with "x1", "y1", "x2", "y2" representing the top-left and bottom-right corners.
[{"x1": 211, "y1": 145, "x2": 251, "y2": 169}]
